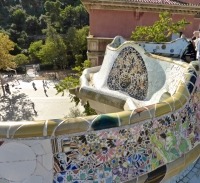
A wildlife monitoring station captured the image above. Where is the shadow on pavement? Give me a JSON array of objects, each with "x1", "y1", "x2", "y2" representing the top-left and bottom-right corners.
[{"x1": 0, "y1": 91, "x2": 36, "y2": 121}]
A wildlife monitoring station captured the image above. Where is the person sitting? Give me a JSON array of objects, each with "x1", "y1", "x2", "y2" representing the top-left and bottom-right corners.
[{"x1": 181, "y1": 40, "x2": 196, "y2": 63}]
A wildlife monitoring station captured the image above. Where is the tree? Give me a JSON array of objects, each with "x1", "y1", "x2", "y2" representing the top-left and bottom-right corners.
[
  {"x1": 28, "y1": 40, "x2": 43, "y2": 62},
  {"x1": 44, "y1": 0, "x2": 61, "y2": 24},
  {"x1": 12, "y1": 9, "x2": 27, "y2": 31},
  {"x1": 14, "y1": 53, "x2": 29, "y2": 66},
  {"x1": 0, "y1": 33, "x2": 16, "y2": 95},
  {"x1": 17, "y1": 31, "x2": 29, "y2": 47},
  {"x1": 38, "y1": 39, "x2": 68, "y2": 69},
  {"x1": 0, "y1": 33, "x2": 16, "y2": 69},
  {"x1": 25, "y1": 15, "x2": 39, "y2": 35},
  {"x1": 60, "y1": 4, "x2": 89, "y2": 32},
  {"x1": 130, "y1": 11, "x2": 190, "y2": 42},
  {"x1": 39, "y1": 24, "x2": 68, "y2": 69},
  {"x1": 66, "y1": 26, "x2": 89, "y2": 56}
]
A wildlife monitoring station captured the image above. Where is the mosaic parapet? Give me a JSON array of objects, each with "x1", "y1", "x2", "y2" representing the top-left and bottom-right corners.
[
  {"x1": 0, "y1": 60, "x2": 197, "y2": 138},
  {"x1": 139, "y1": 37, "x2": 190, "y2": 58},
  {"x1": 0, "y1": 38, "x2": 200, "y2": 182},
  {"x1": 107, "y1": 35, "x2": 190, "y2": 58}
]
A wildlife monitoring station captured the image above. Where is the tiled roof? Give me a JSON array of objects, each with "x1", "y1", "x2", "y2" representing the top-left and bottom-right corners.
[{"x1": 125, "y1": 0, "x2": 200, "y2": 6}]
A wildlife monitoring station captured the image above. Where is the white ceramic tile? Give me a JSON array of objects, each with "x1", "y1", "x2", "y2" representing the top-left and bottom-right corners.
[
  {"x1": 20, "y1": 140, "x2": 40, "y2": 146},
  {"x1": 0, "y1": 142, "x2": 36, "y2": 162},
  {"x1": 22, "y1": 175, "x2": 43, "y2": 183},
  {"x1": 43, "y1": 170, "x2": 53, "y2": 183},
  {"x1": 37, "y1": 155, "x2": 43, "y2": 164},
  {"x1": 41, "y1": 139, "x2": 52, "y2": 154},
  {"x1": 33, "y1": 162, "x2": 49, "y2": 176},
  {"x1": 42, "y1": 153, "x2": 53, "y2": 171},
  {"x1": 0, "y1": 161, "x2": 36, "y2": 182},
  {"x1": 31, "y1": 143, "x2": 46, "y2": 155},
  {"x1": 0, "y1": 179, "x2": 9, "y2": 183}
]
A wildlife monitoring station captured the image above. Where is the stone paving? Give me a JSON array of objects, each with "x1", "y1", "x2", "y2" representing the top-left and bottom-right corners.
[
  {"x1": 0, "y1": 75, "x2": 84, "y2": 121},
  {"x1": 165, "y1": 157, "x2": 200, "y2": 183}
]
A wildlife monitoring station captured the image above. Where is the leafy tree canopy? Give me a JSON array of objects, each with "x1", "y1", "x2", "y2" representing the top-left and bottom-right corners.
[
  {"x1": 28, "y1": 40, "x2": 43, "y2": 61},
  {"x1": 38, "y1": 39, "x2": 67, "y2": 69},
  {"x1": 25, "y1": 15, "x2": 39, "y2": 34},
  {"x1": 44, "y1": 0, "x2": 61, "y2": 23},
  {"x1": 66, "y1": 26, "x2": 89, "y2": 56},
  {"x1": 131, "y1": 11, "x2": 190, "y2": 42},
  {"x1": 14, "y1": 53, "x2": 29, "y2": 66},
  {"x1": 12, "y1": 9, "x2": 27, "y2": 31},
  {"x1": 0, "y1": 33, "x2": 16, "y2": 70}
]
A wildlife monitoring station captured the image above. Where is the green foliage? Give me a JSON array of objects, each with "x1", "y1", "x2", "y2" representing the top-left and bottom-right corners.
[
  {"x1": 17, "y1": 31, "x2": 29, "y2": 47},
  {"x1": 83, "y1": 101, "x2": 97, "y2": 116},
  {"x1": 12, "y1": 9, "x2": 27, "y2": 31},
  {"x1": 9, "y1": 43, "x2": 22, "y2": 55},
  {"x1": 14, "y1": 53, "x2": 29, "y2": 66},
  {"x1": 131, "y1": 11, "x2": 190, "y2": 42},
  {"x1": 39, "y1": 25, "x2": 67, "y2": 68},
  {"x1": 44, "y1": 0, "x2": 61, "y2": 25},
  {"x1": 0, "y1": 33, "x2": 16, "y2": 70},
  {"x1": 28, "y1": 40, "x2": 43, "y2": 61},
  {"x1": 0, "y1": 0, "x2": 89, "y2": 55},
  {"x1": 55, "y1": 59, "x2": 96, "y2": 115},
  {"x1": 56, "y1": 60, "x2": 92, "y2": 95},
  {"x1": 38, "y1": 41, "x2": 58, "y2": 65},
  {"x1": 60, "y1": 4, "x2": 88, "y2": 31},
  {"x1": 66, "y1": 26, "x2": 89, "y2": 56},
  {"x1": 75, "y1": 54, "x2": 83, "y2": 66},
  {"x1": 25, "y1": 15, "x2": 39, "y2": 34},
  {"x1": 65, "y1": 107, "x2": 83, "y2": 118},
  {"x1": 55, "y1": 60, "x2": 92, "y2": 93}
]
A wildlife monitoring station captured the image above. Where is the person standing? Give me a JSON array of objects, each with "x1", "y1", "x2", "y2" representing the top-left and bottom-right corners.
[
  {"x1": 196, "y1": 33, "x2": 200, "y2": 66},
  {"x1": 32, "y1": 82, "x2": 37, "y2": 91}
]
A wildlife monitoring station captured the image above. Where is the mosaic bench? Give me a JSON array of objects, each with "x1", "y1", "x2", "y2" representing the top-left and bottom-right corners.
[{"x1": 0, "y1": 37, "x2": 199, "y2": 183}]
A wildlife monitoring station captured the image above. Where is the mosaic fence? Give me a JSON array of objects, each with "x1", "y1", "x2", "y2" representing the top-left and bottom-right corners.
[{"x1": 53, "y1": 74, "x2": 200, "y2": 183}]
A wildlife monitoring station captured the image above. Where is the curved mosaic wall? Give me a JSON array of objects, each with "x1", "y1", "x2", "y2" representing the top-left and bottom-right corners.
[
  {"x1": 107, "y1": 46, "x2": 148, "y2": 100},
  {"x1": 0, "y1": 37, "x2": 199, "y2": 183},
  {"x1": 53, "y1": 81, "x2": 200, "y2": 182}
]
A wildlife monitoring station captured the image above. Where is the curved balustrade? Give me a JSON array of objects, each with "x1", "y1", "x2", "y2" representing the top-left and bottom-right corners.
[{"x1": 0, "y1": 37, "x2": 200, "y2": 183}]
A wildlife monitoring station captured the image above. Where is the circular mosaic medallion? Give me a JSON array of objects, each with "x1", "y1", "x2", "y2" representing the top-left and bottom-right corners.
[
  {"x1": 161, "y1": 44, "x2": 166, "y2": 49},
  {"x1": 107, "y1": 46, "x2": 148, "y2": 100}
]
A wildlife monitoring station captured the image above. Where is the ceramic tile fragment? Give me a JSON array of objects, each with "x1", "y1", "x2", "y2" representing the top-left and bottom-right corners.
[
  {"x1": 33, "y1": 162, "x2": 49, "y2": 176},
  {"x1": 0, "y1": 179, "x2": 9, "y2": 183},
  {"x1": 41, "y1": 139, "x2": 52, "y2": 153},
  {"x1": 0, "y1": 142, "x2": 35, "y2": 162},
  {"x1": 43, "y1": 153, "x2": 53, "y2": 171},
  {"x1": 0, "y1": 161, "x2": 36, "y2": 182},
  {"x1": 21, "y1": 140, "x2": 40, "y2": 146},
  {"x1": 31, "y1": 143, "x2": 46, "y2": 155},
  {"x1": 43, "y1": 170, "x2": 53, "y2": 183},
  {"x1": 22, "y1": 175, "x2": 43, "y2": 183},
  {"x1": 37, "y1": 155, "x2": 43, "y2": 164}
]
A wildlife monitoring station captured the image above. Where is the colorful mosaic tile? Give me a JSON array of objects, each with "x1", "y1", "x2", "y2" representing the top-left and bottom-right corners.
[
  {"x1": 56, "y1": 93, "x2": 198, "y2": 181},
  {"x1": 107, "y1": 46, "x2": 148, "y2": 100},
  {"x1": 53, "y1": 69, "x2": 200, "y2": 182}
]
